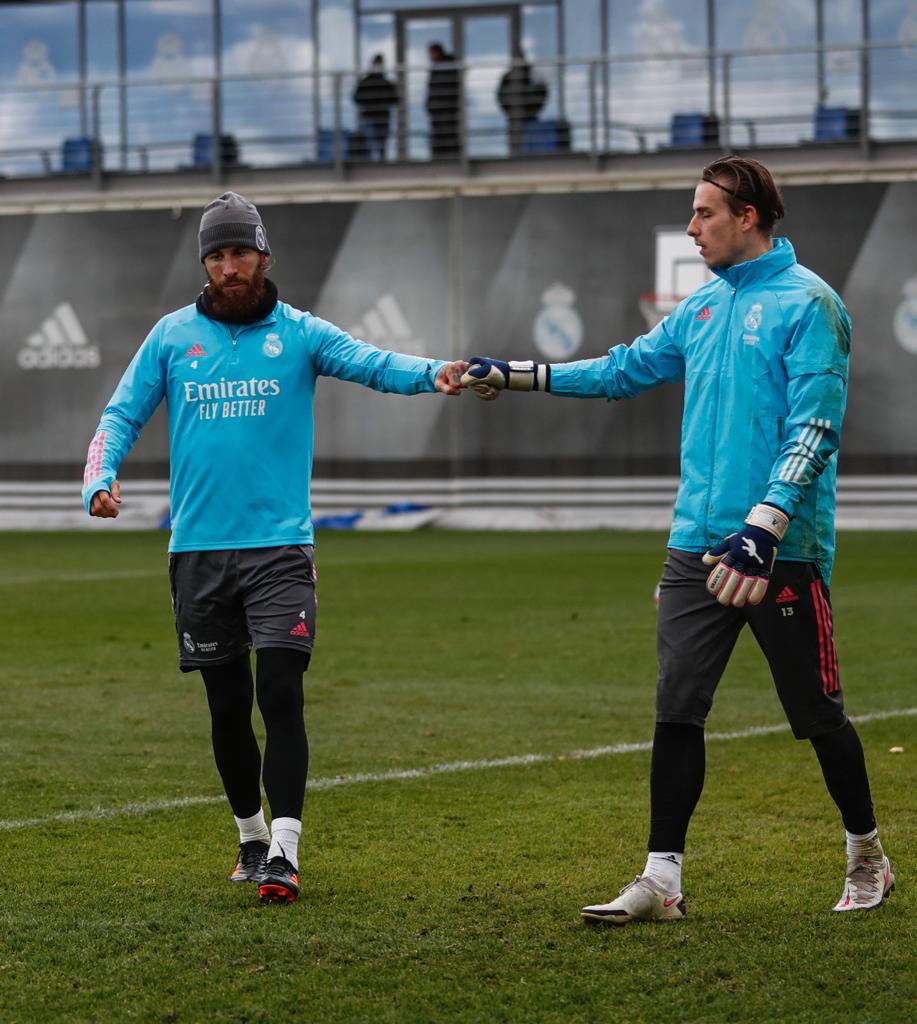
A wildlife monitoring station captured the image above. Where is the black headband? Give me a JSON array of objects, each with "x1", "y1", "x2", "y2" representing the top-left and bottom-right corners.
[{"x1": 702, "y1": 173, "x2": 753, "y2": 205}]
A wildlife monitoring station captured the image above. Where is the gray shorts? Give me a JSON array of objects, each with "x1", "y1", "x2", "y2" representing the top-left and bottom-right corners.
[
  {"x1": 656, "y1": 549, "x2": 847, "y2": 739},
  {"x1": 168, "y1": 545, "x2": 316, "y2": 672}
]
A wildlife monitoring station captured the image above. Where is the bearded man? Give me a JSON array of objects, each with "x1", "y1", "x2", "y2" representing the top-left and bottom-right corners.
[{"x1": 82, "y1": 192, "x2": 466, "y2": 905}]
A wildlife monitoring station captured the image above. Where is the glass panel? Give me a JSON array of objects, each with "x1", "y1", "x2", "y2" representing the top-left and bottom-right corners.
[
  {"x1": 715, "y1": 0, "x2": 815, "y2": 50},
  {"x1": 608, "y1": 0, "x2": 707, "y2": 55},
  {"x1": 361, "y1": 0, "x2": 523, "y2": 9},
  {"x1": 822, "y1": 0, "x2": 861, "y2": 44},
  {"x1": 715, "y1": 0, "x2": 818, "y2": 150},
  {"x1": 319, "y1": 0, "x2": 355, "y2": 69},
  {"x1": 522, "y1": 2, "x2": 558, "y2": 59},
  {"x1": 123, "y1": 0, "x2": 216, "y2": 171},
  {"x1": 867, "y1": 1, "x2": 917, "y2": 142},
  {"x1": 125, "y1": 0, "x2": 215, "y2": 75},
  {"x1": 565, "y1": 0, "x2": 600, "y2": 58},
  {"x1": 87, "y1": 1, "x2": 122, "y2": 173},
  {"x1": 0, "y1": 2, "x2": 81, "y2": 176},
  {"x1": 0, "y1": 1, "x2": 79, "y2": 81},
  {"x1": 220, "y1": 0, "x2": 315, "y2": 167},
  {"x1": 87, "y1": 1, "x2": 120, "y2": 78},
  {"x1": 360, "y1": 12, "x2": 397, "y2": 68},
  {"x1": 522, "y1": 4, "x2": 560, "y2": 132},
  {"x1": 605, "y1": 0, "x2": 710, "y2": 152},
  {"x1": 819, "y1": 0, "x2": 862, "y2": 110},
  {"x1": 464, "y1": 15, "x2": 511, "y2": 156}
]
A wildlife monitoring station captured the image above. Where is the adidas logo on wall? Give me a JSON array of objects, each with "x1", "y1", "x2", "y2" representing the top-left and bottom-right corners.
[
  {"x1": 349, "y1": 294, "x2": 426, "y2": 356},
  {"x1": 17, "y1": 302, "x2": 100, "y2": 370}
]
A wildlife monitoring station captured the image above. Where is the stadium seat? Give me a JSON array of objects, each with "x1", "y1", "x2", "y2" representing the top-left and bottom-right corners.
[
  {"x1": 670, "y1": 113, "x2": 720, "y2": 148},
  {"x1": 317, "y1": 128, "x2": 358, "y2": 162},
  {"x1": 192, "y1": 133, "x2": 240, "y2": 169},
  {"x1": 814, "y1": 106, "x2": 860, "y2": 142},
  {"x1": 521, "y1": 119, "x2": 571, "y2": 154},
  {"x1": 61, "y1": 137, "x2": 98, "y2": 173}
]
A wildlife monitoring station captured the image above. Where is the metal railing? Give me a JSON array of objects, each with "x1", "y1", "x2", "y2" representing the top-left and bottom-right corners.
[{"x1": 0, "y1": 40, "x2": 914, "y2": 182}]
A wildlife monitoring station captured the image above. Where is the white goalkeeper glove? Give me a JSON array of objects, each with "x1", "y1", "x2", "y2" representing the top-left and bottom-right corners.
[
  {"x1": 702, "y1": 503, "x2": 790, "y2": 608},
  {"x1": 460, "y1": 356, "x2": 550, "y2": 401}
]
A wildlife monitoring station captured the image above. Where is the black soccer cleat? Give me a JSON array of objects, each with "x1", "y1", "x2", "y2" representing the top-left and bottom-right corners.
[
  {"x1": 258, "y1": 856, "x2": 300, "y2": 904},
  {"x1": 229, "y1": 840, "x2": 269, "y2": 883}
]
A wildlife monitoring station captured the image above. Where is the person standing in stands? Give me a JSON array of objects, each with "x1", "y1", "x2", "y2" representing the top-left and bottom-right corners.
[
  {"x1": 426, "y1": 42, "x2": 460, "y2": 159},
  {"x1": 353, "y1": 53, "x2": 399, "y2": 161},
  {"x1": 497, "y1": 49, "x2": 548, "y2": 155}
]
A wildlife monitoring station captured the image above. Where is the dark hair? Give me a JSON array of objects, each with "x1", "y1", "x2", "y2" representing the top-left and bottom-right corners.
[
  {"x1": 371, "y1": 53, "x2": 384, "y2": 66},
  {"x1": 701, "y1": 156, "x2": 785, "y2": 233}
]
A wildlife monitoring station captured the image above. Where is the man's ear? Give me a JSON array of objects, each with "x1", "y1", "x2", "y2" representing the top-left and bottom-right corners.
[{"x1": 741, "y1": 204, "x2": 760, "y2": 233}]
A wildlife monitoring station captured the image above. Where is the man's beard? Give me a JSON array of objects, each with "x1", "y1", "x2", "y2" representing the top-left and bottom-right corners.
[{"x1": 207, "y1": 267, "x2": 266, "y2": 318}]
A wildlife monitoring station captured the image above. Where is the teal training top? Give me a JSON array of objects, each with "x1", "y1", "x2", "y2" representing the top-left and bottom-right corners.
[
  {"x1": 82, "y1": 301, "x2": 445, "y2": 552},
  {"x1": 549, "y1": 238, "x2": 850, "y2": 582}
]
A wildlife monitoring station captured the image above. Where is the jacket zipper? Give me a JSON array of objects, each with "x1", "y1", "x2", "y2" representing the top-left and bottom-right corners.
[{"x1": 705, "y1": 285, "x2": 739, "y2": 544}]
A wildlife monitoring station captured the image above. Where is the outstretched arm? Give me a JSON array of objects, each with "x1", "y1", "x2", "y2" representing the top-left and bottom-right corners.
[
  {"x1": 313, "y1": 318, "x2": 466, "y2": 396},
  {"x1": 461, "y1": 311, "x2": 686, "y2": 400}
]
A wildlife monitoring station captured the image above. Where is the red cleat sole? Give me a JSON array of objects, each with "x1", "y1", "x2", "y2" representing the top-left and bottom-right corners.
[{"x1": 259, "y1": 884, "x2": 297, "y2": 904}]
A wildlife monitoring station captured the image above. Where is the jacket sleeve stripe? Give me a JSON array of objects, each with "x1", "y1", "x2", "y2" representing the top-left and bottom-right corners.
[
  {"x1": 83, "y1": 430, "x2": 107, "y2": 487},
  {"x1": 779, "y1": 417, "x2": 829, "y2": 483}
]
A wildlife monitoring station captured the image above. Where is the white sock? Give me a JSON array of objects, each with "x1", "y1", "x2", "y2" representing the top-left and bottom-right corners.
[
  {"x1": 234, "y1": 810, "x2": 270, "y2": 845},
  {"x1": 643, "y1": 852, "x2": 683, "y2": 893},
  {"x1": 268, "y1": 817, "x2": 301, "y2": 869},
  {"x1": 846, "y1": 828, "x2": 882, "y2": 859}
]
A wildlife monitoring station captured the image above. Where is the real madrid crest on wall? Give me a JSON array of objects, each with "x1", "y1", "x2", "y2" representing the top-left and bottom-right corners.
[
  {"x1": 533, "y1": 283, "x2": 583, "y2": 360},
  {"x1": 894, "y1": 276, "x2": 917, "y2": 355}
]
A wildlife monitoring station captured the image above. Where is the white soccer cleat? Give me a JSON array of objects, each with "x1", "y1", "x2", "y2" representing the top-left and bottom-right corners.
[
  {"x1": 832, "y1": 855, "x2": 895, "y2": 913},
  {"x1": 581, "y1": 875, "x2": 686, "y2": 925}
]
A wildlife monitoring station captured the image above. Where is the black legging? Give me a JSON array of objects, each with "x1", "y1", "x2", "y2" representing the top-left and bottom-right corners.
[
  {"x1": 648, "y1": 722, "x2": 706, "y2": 853},
  {"x1": 201, "y1": 648, "x2": 310, "y2": 821},
  {"x1": 647, "y1": 718, "x2": 876, "y2": 852}
]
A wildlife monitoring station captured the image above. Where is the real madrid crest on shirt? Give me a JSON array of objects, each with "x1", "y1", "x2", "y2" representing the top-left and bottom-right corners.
[
  {"x1": 743, "y1": 302, "x2": 763, "y2": 332},
  {"x1": 533, "y1": 283, "x2": 584, "y2": 360},
  {"x1": 263, "y1": 332, "x2": 283, "y2": 358}
]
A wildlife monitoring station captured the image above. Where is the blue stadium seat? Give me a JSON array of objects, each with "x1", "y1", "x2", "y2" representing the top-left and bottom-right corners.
[
  {"x1": 317, "y1": 128, "x2": 354, "y2": 162},
  {"x1": 670, "y1": 113, "x2": 720, "y2": 148},
  {"x1": 814, "y1": 106, "x2": 860, "y2": 142},
  {"x1": 522, "y1": 119, "x2": 571, "y2": 154},
  {"x1": 61, "y1": 137, "x2": 96, "y2": 173},
  {"x1": 192, "y1": 133, "x2": 239, "y2": 168}
]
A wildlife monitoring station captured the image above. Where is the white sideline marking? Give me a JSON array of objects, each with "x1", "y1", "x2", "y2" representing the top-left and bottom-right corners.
[
  {"x1": 0, "y1": 569, "x2": 162, "y2": 587},
  {"x1": 1, "y1": 707, "x2": 914, "y2": 833}
]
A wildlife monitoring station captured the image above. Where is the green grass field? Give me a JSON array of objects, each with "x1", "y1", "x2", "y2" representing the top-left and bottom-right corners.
[{"x1": 0, "y1": 530, "x2": 914, "y2": 1024}]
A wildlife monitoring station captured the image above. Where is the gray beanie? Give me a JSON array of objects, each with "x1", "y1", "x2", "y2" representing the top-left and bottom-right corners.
[{"x1": 199, "y1": 191, "x2": 270, "y2": 262}]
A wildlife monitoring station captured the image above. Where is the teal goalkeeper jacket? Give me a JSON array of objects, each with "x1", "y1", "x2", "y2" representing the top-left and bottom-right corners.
[
  {"x1": 549, "y1": 238, "x2": 851, "y2": 582},
  {"x1": 82, "y1": 301, "x2": 445, "y2": 552}
]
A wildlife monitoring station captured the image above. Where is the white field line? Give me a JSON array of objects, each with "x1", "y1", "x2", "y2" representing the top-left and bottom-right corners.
[
  {"x1": 1, "y1": 706, "x2": 914, "y2": 833},
  {"x1": 0, "y1": 569, "x2": 163, "y2": 586}
]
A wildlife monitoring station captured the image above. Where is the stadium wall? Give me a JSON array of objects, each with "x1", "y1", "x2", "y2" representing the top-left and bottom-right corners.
[{"x1": 1, "y1": 181, "x2": 916, "y2": 514}]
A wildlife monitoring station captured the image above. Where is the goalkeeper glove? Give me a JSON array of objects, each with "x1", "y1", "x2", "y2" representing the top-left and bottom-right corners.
[
  {"x1": 702, "y1": 503, "x2": 790, "y2": 608},
  {"x1": 460, "y1": 356, "x2": 550, "y2": 401}
]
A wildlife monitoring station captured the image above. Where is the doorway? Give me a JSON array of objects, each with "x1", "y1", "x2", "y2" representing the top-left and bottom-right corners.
[{"x1": 395, "y1": 5, "x2": 522, "y2": 159}]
